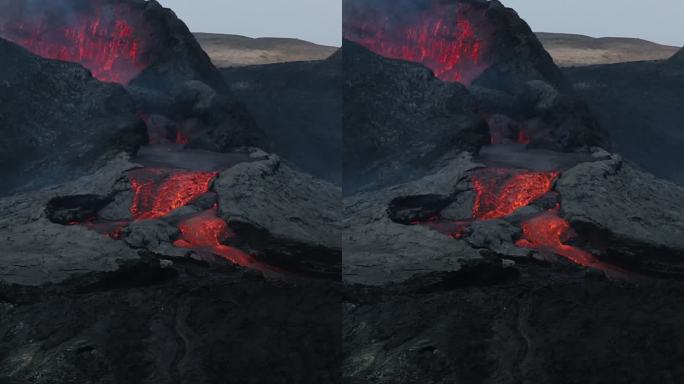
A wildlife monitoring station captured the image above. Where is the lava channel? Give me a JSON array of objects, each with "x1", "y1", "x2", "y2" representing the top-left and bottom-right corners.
[
  {"x1": 174, "y1": 209, "x2": 273, "y2": 271},
  {"x1": 129, "y1": 168, "x2": 217, "y2": 220},
  {"x1": 0, "y1": 1, "x2": 153, "y2": 83},
  {"x1": 472, "y1": 168, "x2": 559, "y2": 220},
  {"x1": 344, "y1": 0, "x2": 492, "y2": 84},
  {"x1": 516, "y1": 211, "x2": 618, "y2": 272}
]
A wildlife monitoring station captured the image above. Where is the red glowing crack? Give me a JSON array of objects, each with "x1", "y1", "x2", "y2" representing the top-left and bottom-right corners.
[
  {"x1": 472, "y1": 169, "x2": 559, "y2": 220},
  {"x1": 173, "y1": 209, "x2": 258, "y2": 267},
  {"x1": 129, "y1": 169, "x2": 217, "y2": 220},
  {"x1": 344, "y1": 2, "x2": 491, "y2": 84},
  {"x1": 0, "y1": 2, "x2": 152, "y2": 83},
  {"x1": 515, "y1": 211, "x2": 616, "y2": 271}
]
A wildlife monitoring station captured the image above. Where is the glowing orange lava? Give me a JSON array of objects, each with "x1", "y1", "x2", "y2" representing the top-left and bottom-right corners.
[
  {"x1": 344, "y1": 1, "x2": 491, "y2": 84},
  {"x1": 174, "y1": 209, "x2": 270, "y2": 269},
  {"x1": 472, "y1": 169, "x2": 559, "y2": 220},
  {"x1": 516, "y1": 212, "x2": 615, "y2": 271},
  {"x1": 129, "y1": 169, "x2": 217, "y2": 220},
  {"x1": 0, "y1": 2, "x2": 152, "y2": 83}
]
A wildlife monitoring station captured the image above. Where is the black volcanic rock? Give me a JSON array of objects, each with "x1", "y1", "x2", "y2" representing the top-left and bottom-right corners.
[
  {"x1": 129, "y1": 0, "x2": 231, "y2": 94},
  {"x1": 556, "y1": 154, "x2": 684, "y2": 276},
  {"x1": 343, "y1": 40, "x2": 488, "y2": 193},
  {"x1": 469, "y1": 0, "x2": 604, "y2": 150},
  {"x1": 0, "y1": 257, "x2": 341, "y2": 384},
  {"x1": 344, "y1": 261, "x2": 684, "y2": 384},
  {"x1": 0, "y1": 38, "x2": 147, "y2": 196},
  {"x1": 343, "y1": 0, "x2": 605, "y2": 153},
  {"x1": 170, "y1": 80, "x2": 266, "y2": 152}
]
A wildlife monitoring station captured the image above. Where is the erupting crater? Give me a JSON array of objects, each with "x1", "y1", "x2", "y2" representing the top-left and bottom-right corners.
[
  {"x1": 0, "y1": 0, "x2": 154, "y2": 83},
  {"x1": 344, "y1": 0, "x2": 493, "y2": 84}
]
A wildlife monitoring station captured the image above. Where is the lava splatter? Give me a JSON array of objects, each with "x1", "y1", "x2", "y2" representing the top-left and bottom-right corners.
[
  {"x1": 344, "y1": 1, "x2": 491, "y2": 84},
  {"x1": 0, "y1": 1, "x2": 152, "y2": 83}
]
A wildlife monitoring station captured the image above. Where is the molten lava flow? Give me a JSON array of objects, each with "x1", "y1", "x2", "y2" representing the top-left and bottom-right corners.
[
  {"x1": 472, "y1": 169, "x2": 559, "y2": 220},
  {"x1": 129, "y1": 169, "x2": 217, "y2": 220},
  {"x1": 174, "y1": 209, "x2": 267, "y2": 269},
  {"x1": 0, "y1": 1, "x2": 152, "y2": 83},
  {"x1": 515, "y1": 212, "x2": 615, "y2": 271},
  {"x1": 344, "y1": 1, "x2": 491, "y2": 84}
]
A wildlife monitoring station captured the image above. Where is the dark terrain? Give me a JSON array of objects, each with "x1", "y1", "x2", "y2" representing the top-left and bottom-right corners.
[
  {"x1": 0, "y1": 256, "x2": 341, "y2": 384},
  {"x1": 344, "y1": 258, "x2": 684, "y2": 384},
  {"x1": 564, "y1": 49, "x2": 684, "y2": 184},
  {"x1": 221, "y1": 53, "x2": 342, "y2": 184},
  {"x1": 0, "y1": 1, "x2": 341, "y2": 383}
]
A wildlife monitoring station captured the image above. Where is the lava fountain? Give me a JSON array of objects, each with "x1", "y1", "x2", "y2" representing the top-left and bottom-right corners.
[
  {"x1": 344, "y1": 0, "x2": 493, "y2": 84},
  {"x1": 0, "y1": 0, "x2": 154, "y2": 83}
]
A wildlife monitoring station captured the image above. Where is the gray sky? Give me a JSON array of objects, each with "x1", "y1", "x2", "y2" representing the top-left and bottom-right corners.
[
  {"x1": 502, "y1": 0, "x2": 683, "y2": 47},
  {"x1": 157, "y1": 0, "x2": 342, "y2": 47},
  {"x1": 157, "y1": 0, "x2": 681, "y2": 48}
]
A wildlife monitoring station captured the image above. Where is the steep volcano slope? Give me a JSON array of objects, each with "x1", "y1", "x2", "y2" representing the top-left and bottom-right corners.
[
  {"x1": 564, "y1": 51, "x2": 684, "y2": 184},
  {"x1": 0, "y1": 0, "x2": 267, "y2": 150},
  {"x1": 342, "y1": 0, "x2": 604, "y2": 193},
  {"x1": 0, "y1": 38, "x2": 147, "y2": 196},
  {"x1": 343, "y1": 41, "x2": 488, "y2": 193},
  {"x1": 221, "y1": 51, "x2": 342, "y2": 184}
]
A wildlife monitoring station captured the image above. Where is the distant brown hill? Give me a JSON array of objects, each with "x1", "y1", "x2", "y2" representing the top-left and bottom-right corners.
[
  {"x1": 194, "y1": 33, "x2": 338, "y2": 68},
  {"x1": 536, "y1": 32, "x2": 680, "y2": 67}
]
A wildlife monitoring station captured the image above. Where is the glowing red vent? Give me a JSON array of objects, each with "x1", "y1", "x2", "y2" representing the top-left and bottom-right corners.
[
  {"x1": 0, "y1": 2, "x2": 153, "y2": 83},
  {"x1": 344, "y1": 2, "x2": 491, "y2": 84}
]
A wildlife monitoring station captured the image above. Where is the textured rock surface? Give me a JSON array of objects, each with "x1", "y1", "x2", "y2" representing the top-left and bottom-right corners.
[
  {"x1": 0, "y1": 258, "x2": 341, "y2": 384},
  {"x1": 215, "y1": 154, "x2": 342, "y2": 251},
  {"x1": 343, "y1": 154, "x2": 483, "y2": 285},
  {"x1": 344, "y1": 261, "x2": 684, "y2": 384},
  {"x1": 343, "y1": 41, "x2": 488, "y2": 193},
  {"x1": 0, "y1": 38, "x2": 147, "y2": 196},
  {"x1": 343, "y1": 0, "x2": 605, "y2": 153},
  {"x1": 557, "y1": 154, "x2": 684, "y2": 274},
  {"x1": 128, "y1": 0, "x2": 231, "y2": 94},
  {"x1": 0, "y1": 156, "x2": 141, "y2": 286},
  {"x1": 171, "y1": 80, "x2": 266, "y2": 152}
]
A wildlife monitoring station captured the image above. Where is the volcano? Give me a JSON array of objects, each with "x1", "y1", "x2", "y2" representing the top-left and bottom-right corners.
[
  {"x1": 0, "y1": 0, "x2": 154, "y2": 84},
  {"x1": 344, "y1": 0, "x2": 492, "y2": 84},
  {"x1": 0, "y1": 0, "x2": 229, "y2": 92}
]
